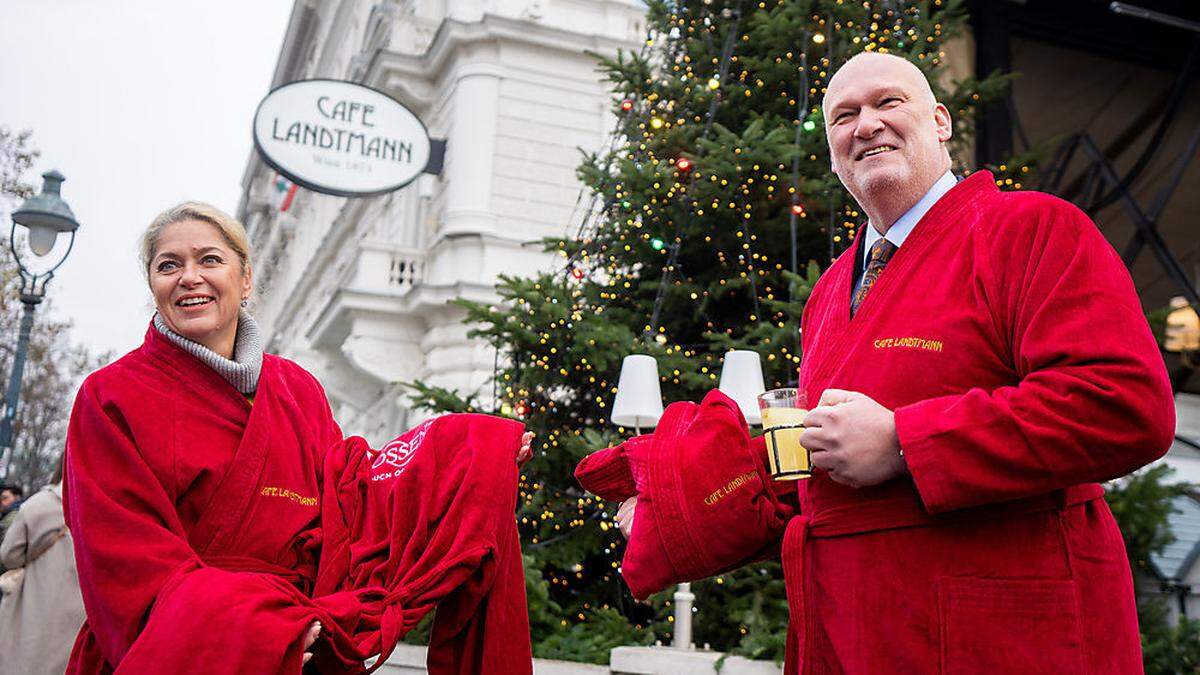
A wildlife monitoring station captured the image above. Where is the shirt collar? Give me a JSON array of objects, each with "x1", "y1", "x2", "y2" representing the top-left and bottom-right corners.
[{"x1": 862, "y1": 170, "x2": 957, "y2": 262}]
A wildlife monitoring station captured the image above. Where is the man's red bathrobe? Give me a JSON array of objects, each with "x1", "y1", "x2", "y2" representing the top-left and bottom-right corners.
[
  {"x1": 581, "y1": 172, "x2": 1176, "y2": 673},
  {"x1": 64, "y1": 325, "x2": 530, "y2": 674}
]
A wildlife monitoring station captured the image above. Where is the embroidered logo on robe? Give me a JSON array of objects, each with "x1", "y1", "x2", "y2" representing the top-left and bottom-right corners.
[
  {"x1": 370, "y1": 420, "x2": 433, "y2": 481},
  {"x1": 260, "y1": 486, "x2": 318, "y2": 507},
  {"x1": 873, "y1": 336, "x2": 944, "y2": 352},
  {"x1": 703, "y1": 471, "x2": 758, "y2": 507}
]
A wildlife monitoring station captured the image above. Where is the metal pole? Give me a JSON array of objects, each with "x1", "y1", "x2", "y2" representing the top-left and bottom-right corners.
[
  {"x1": 672, "y1": 582, "x2": 694, "y2": 649},
  {"x1": 0, "y1": 294, "x2": 41, "y2": 479}
]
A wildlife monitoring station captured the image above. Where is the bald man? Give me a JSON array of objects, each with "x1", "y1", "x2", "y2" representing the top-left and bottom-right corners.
[{"x1": 610, "y1": 53, "x2": 1174, "y2": 673}]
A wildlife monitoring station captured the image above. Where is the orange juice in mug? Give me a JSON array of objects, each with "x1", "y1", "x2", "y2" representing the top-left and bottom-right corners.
[{"x1": 757, "y1": 388, "x2": 810, "y2": 480}]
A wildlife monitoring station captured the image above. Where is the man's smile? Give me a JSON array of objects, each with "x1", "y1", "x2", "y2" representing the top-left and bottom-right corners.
[{"x1": 857, "y1": 145, "x2": 898, "y2": 160}]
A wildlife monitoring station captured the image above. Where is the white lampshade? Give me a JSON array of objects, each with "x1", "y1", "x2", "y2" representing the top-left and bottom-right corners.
[
  {"x1": 718, "y1": 350, "x2": 766, "y2": 425},
  {"x1": 611, "y1": 354, "x2": 664, "y2": 429}
]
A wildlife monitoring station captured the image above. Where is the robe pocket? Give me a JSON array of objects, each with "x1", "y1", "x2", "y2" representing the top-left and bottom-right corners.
[{"x1": 937, "y1": 576, "x2": 1085, "y2": 675}]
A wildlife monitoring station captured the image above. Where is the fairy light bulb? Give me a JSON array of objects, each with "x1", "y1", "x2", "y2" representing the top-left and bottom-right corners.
[{"x1": 650, "y1": 117, "x2": 665, "y2": 130}]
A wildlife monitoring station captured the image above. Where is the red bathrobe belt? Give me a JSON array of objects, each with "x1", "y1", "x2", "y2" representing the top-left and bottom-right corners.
[
  {"x1": 202, "y1": 554, "x2": 412, "y2": 672},
  {"x1": 202, "y1": 554, "x2": 315, "y2": 590},
  {"x1": 780, "y1": 483, "x2": 1104, "y2": 675}
]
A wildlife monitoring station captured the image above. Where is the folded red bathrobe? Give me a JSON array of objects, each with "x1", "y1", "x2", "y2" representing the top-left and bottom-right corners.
[
  {"x1": 575, "y1": 390, "x2": 796, "y2": 599},
  {"x1": 577, "y1": 173, "x2": 1176, "y2": 673},
  {"x1": 65, "y1": 325, "x2": 530, "y2": 674},
  {"x1": 311, "y1": 416, "x2": 533, "y2": 675}
]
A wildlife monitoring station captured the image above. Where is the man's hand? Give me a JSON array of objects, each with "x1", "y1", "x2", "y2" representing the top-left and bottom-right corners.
[
  {"x1": 615, "y1": 497, "x2": 636, "y2": 538},
  {"x1": 799, "y1": 389, "x2": 906, "y2": 488}
]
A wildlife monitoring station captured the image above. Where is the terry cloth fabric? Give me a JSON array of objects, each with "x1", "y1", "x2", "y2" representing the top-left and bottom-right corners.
[
  {"x1": 789, "y1": 171, "x2": 1171, "y2": 672},
  {"x1": 153, "y1": 310, "x2": 263, "y2": 394},
  {"x1": 65, "y1": 323, "x2": 529, "y2": 674},
  {"x1": 64, "y1": 324, "x2": 344, "y2": 674},
  {"x1": 73, "y1": 414, "x2": 531, "y2": 675},
  {"x1": 575, "y1": 390, "x2": 796, "y2": 599},
  {"x1": 311, "y1": 414, "x2": 533, "y2": 675}
]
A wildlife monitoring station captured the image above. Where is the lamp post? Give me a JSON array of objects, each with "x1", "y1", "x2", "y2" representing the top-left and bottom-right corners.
[{"x1": 0, "y1": 170, "x2": 80, "y2": 478}]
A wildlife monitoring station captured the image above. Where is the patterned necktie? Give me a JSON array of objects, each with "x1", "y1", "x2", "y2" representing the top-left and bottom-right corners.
[{"x1": 851, "y1": 238, "x2": 898, "y2": 316}]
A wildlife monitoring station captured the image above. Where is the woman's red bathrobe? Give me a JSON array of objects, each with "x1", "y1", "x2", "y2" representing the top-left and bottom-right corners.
[
  {"x1": 64, "y1": 326, "x2": 530, "y2": 674},
  {"x1": 585, "y1": 172, "x2": 1176, "y2": 674},
  {"x1": 64, "y1": 327, "x2": 344, "y2": 673}
]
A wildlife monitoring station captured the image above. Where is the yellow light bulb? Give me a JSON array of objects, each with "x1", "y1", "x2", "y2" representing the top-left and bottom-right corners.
[{"x1": 650, "y1": 117, "x2": 664, "y2": 130}]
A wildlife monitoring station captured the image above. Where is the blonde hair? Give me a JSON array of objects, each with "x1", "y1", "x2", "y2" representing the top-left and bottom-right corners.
[{"x1": 141, "y1": 202, "x2": 252, "y2": 281}]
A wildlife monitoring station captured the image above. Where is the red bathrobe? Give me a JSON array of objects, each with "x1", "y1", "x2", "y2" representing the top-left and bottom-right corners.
[
  {"x1": 64, "y1": 326, "x2": 530, "y2": 674},
  {"x1": 310, "y1": 417, "x2": 533, "y2": 675},
  {"x1": 65, "y1": 326, "x2": 343, "y2": 673},
  {"x1": 791, "y1": 172, "x2": 1173, "y2": 672},
  {"x1": 581, "y1": 172, "x2": 1175, "y2": 674}
]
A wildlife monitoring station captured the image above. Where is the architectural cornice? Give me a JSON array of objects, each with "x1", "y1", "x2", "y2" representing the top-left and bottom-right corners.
[
  {"x1": 306, "y1": 279, "x2": 497, "y2": 350},
  {"x1": 366, "y1": 11, "x2": 641, "y2": 111}
]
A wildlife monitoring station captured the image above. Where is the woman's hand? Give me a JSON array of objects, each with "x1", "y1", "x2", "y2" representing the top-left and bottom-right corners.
[
  {"x1": 517, "y1": 431, "x2": 535, "y2": 466},
  {"x1": 301, "y1": 620, "x2": 321, "y2": 666}
]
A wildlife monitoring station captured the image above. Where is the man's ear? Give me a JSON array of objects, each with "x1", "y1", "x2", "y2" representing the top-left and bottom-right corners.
[{"x1": 934, "y1": 103, "x2": 952, "y2": 144}]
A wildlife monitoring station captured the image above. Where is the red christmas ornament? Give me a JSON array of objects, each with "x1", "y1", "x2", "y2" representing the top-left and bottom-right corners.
[
  {"x1": 515, "y1": 400, "x2": 529, "y2": 417},
  {"x1": 571, "y1": 267, "x2": 584, "y2": 279},
  {"x1": 676, "y1": 157, "x2": 693, "y2": 172},
  {"x1": 620, "y1": 99, "x2": 634, "y2": 111}
]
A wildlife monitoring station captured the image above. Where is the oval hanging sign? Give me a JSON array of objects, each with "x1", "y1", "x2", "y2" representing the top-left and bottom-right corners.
[{"x1": 252, "y1": 79, "x2": 432, "y2": 197}]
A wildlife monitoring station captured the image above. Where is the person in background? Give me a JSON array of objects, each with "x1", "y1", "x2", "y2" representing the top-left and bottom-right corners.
[
  {"x1": 0, "y1": 459, "x2": 85, "y2": 675},
  {"x1": 0, "y1": 485, "x2": 21, "y2": 512},
  {"x1": 0, "y1": 484, "x2": 25, "y2": 570}
]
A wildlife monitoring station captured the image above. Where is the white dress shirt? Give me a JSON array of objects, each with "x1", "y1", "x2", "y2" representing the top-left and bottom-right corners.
[{"x1": 860, "y1": 170, "x2": 958, "y2": 279}]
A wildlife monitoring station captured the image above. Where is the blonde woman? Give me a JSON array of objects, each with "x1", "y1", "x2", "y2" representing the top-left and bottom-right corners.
[{"x1": 62, "y1": 202, "x2": 341, "y2": 672}]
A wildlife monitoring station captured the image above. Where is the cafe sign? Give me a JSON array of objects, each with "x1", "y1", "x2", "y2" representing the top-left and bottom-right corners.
[{"x1": 253, "y1": 79, "x2": 439, "y2": 197}]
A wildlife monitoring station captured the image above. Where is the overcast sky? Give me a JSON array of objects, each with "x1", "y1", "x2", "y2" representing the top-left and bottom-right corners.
[{"x1": 0, "y1": 0, "x2": 294, "y2": 359}]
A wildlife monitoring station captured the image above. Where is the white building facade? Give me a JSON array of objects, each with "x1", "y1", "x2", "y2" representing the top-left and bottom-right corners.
[{"x1": 238, "y1": 0, "x2": 645, "y2": 441}]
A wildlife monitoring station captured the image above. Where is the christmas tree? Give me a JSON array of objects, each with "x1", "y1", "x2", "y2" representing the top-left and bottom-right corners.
[{"x1": 408, "y1": 0, "x2": 1011, "y2": 662}]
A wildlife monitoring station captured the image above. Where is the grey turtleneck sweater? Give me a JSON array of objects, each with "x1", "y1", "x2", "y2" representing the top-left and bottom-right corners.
[{"x1": 153, "y1": 311, "x2": 264, "y2": 394}]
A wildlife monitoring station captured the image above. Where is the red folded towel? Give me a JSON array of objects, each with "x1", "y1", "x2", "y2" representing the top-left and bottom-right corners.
[{"x1": 575, "y1": 390, "x2": 795, "y2": 599}]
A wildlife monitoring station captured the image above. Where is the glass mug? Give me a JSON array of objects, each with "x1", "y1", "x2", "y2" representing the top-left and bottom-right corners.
[{"x1": 757, "y1": 388, "x2": 810, "y2": 480}]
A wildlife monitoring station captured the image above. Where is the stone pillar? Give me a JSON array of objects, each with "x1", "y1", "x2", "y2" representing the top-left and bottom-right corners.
[{"x1": 442, "y1": 63, "x2": 502, "y2": 239}]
